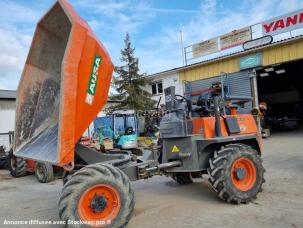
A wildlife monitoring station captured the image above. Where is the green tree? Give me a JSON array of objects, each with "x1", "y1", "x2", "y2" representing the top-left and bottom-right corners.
[{"x1": 110, "y1": 33, "x2": 155, "y2": 111}]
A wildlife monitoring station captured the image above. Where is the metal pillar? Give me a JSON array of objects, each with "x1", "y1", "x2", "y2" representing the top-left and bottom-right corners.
[{"x1": 249, "y1": 69, "x2": 261, "y2": 133}]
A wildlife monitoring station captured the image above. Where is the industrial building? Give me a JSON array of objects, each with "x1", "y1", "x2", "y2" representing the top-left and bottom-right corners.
[
  {"x1": 0, "y1": 90, "x2": 16, "y2": 148},
  {"x1": 148, "y1": 8, "x2": 303, "y2": 129}
]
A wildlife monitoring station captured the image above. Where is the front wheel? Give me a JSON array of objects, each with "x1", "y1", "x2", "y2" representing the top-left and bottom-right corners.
[
  {"x1": 207, "y1": 144, "x2": 265, "y2": 204},
  {"x1": 59, "y1": 164, "x2": 134, "y2": 228}
]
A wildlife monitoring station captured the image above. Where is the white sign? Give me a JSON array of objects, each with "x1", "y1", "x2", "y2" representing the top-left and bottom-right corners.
[
  {"x1": 192, "y1": 38, "x2": 219, "y2": 58},
  {"x1": 220, "y1": 27, "x2": 252, "y2": 50},
  {"x1": 262, "y1": 9, "x2": 303, "y2": 36}
]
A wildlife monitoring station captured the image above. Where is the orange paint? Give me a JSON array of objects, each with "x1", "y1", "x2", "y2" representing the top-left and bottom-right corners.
[
  {"x1": 78, "y1": 184, "x2": 121, "y2": 227},
  {"x1": 192, "y1": 114, "x2": 258, "y2": 139},
  {"x1": 230, "y1": 107, "x2": 238, "y2": 115},
  {"x1": 231, "y1": 157, "x2": 257, "y2": 191},
  {"x1": 192, "y1": 117, "x2": 228, "y2": 138},
  {"x1": 26, "y1": 160, "x2": 36, "y2": 172}
]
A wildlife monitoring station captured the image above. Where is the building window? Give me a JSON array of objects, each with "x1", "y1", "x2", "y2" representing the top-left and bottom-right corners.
[
  {"x1": 157, "y1": 83, "x2": 163, "y2": 93},
  {"x1": 151, "y1": 82, "x2": 163, "y2": 95},
  {"x1": 152, "y1": 84, "x2": 157, "y2": 95}
]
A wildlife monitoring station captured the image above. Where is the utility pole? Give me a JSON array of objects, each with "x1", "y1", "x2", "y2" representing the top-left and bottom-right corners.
[{"x1": 180, "y1": 30, "x2": 185, "y2": 66}]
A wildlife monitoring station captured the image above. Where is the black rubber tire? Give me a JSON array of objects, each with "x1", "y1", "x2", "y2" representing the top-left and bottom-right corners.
[
  {"x1": 0, "y1": 157, "x2": 8, "y2": 169},
  {"x1": 7, "y1": 150, "x2": 27, "y2": 177},
  {"x1": 207, "y1": 144, "x2": 265, "y2": 204},
  {"x1": 59, "y1": 163, "x2": 135, "y2": 228},
  {"x1": 35, "y1": 162, "x2": 54, "y2": 183},
  {"x1": 0, "y1": 146, "x2": 8, "y2": 169},
  {"x1": 172, "y1": 172, "x2": 193, "y2": 185},
  {"x1": 62, "y1": 171, "x2": 72, "y2": 185}
]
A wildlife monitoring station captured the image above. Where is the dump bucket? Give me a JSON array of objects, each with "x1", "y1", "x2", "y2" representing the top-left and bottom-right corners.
[{"x1": 14, "y1": 0, "x2": 114, "y2": 167}]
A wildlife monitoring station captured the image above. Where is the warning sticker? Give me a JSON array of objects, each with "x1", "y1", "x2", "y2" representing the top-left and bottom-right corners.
[{"x1": 171, "y1": 145, "x2": 180, "y2": 153}]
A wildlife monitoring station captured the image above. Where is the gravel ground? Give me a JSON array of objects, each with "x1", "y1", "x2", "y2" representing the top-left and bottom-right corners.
[{"x1": 0, "y1": 131, "x2": 303, "y2": 228}]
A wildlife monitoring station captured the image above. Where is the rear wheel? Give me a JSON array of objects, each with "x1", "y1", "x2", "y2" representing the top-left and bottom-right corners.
[
  {"x1": 7, "y1": 150, "x2": 27, "y2": 177},
  {"x1": 35, "y1": 162, "x2": 54, "y2": 183},
  {"x1": 59, "y1": 164, "x2": 134, "y2": 228},
  {"x1": 0, "y1": 146, "x2": 8, "y2": 169},
  {"x1": 207, "y1": 144, "x2": 265, "y2": 204},
  {"x1": 0, "y1": 156, "x2": 8, "y2": 169}
]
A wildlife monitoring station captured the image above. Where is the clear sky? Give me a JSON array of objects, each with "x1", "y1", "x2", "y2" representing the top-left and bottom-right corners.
[{"x1": 0, "y1": 0, "x2": 303, "y2": 90}]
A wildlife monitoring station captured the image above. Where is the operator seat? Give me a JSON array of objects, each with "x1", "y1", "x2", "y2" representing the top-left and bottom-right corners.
[{"x1": 125, "y1": 126, "x2": 134, "y2": 135}]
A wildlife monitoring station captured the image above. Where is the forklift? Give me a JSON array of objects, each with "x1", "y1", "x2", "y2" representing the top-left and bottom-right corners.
[{"x1": 13, "y1": 1, "x2": 265, "y2": 227}]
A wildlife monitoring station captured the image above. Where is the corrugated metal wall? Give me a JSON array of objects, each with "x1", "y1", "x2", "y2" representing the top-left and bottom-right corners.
[
  {"x1": 180, "y1": 56, "x2": 240, "y2": 81},
  {"x1": 185, "y1": 71, "x2": 252, "y2": 114},
  {"x1": 262, "y1": 38, "x2": 303, "y2": 66}
]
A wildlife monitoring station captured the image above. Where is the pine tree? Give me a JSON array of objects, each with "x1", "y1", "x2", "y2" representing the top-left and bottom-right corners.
[{"x1": 110, "y1": 33, "x2": 155, "y2": 111}]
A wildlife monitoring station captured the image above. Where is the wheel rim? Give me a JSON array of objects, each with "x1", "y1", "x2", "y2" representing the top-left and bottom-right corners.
[
  {"x1": 10, "y1": 156, "x2": 16, "y2": 169},
  {"x1": 231, "y1": 157, "x2": 257, "y2": 191},
  {"x1": 78, "y1": 184, "x2": 121, "y2": 227}
]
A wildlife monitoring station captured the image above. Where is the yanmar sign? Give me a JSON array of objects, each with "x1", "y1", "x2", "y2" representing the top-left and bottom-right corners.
[{"x1": 262, "y1": 9, "x2": 303, "y2": 36}]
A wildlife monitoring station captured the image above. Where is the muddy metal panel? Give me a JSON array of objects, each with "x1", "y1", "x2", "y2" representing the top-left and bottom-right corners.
[
  {"x1": 162, "y1": 136, "x2": 201, "y2": 172},
  {"x1": 14, "y1": 0, "x2": 114, "y2": 167}
]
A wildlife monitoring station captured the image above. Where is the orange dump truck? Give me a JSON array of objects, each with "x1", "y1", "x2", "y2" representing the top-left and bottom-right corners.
[{"x1": 15, "y1": 1, "x2": 265, "y2": 227}]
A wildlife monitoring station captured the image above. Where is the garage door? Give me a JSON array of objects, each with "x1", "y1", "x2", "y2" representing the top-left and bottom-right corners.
[{"x1": 185, "y1": 71, "x2": 252, "y2": 114}]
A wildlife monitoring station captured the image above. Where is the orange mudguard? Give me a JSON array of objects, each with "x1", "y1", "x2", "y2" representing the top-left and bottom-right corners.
[{"x1": 14, "y1": 0, "x2": 114, "y2": 167}]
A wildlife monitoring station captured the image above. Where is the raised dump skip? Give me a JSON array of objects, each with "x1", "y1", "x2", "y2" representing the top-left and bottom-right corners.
[
  {"x1": 14, "y1": 2, "x2": 71, "y2": 164},
  {"x1": 14, "y1": 0, "x2": 114, "y2": 167}
]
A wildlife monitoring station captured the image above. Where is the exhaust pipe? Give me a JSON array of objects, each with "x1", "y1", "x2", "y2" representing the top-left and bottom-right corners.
[{"x1": 214, "y1": 96, "x2": 222, "y2": 137}]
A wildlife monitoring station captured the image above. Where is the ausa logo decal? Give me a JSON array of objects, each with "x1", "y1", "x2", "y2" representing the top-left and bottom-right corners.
[{"x1": 85, "y1": 55, "x2": 102, "y2": 105}]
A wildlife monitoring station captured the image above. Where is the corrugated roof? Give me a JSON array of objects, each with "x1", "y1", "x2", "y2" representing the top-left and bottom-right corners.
[
  {"x1": 149, "y1": 35, "x2": 303, "y2": 77},
  {"x1": 0, "y1": 90, "x2": 16, "y2": 99}
]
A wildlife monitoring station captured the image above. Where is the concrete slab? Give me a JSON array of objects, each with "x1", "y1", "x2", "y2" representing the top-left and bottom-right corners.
[{"x1": 0, "y1": 131, "x2": 303, "y2": 227}]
